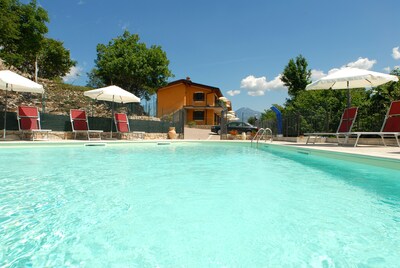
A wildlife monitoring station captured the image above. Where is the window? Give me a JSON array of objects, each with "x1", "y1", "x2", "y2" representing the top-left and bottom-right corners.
[
  {"x1": 193, "y1": 110, "x2": 205, "y2": 121},
  {"x1": 193, "y1": 92, "x2": 205, "y2": 101}
]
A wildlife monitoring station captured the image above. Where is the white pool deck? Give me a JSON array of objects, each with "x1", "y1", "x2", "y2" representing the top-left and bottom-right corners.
[
  {"x1": 273, "y1": 141, "x2": 400, "y2": 160},
  {"x1": 0, "y1": 138, "x2": 399, "y2": 162},
  {"x1": 183, "y1": 127, "x2": 400, "y2": 161}
]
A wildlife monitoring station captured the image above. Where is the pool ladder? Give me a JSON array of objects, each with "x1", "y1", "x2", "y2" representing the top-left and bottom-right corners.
[{"x1": 251, "y1": 128, "x2": 273, "y2": 147}]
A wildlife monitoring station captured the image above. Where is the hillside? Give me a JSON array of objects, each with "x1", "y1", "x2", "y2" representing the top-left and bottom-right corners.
[
  {"x1": 0, "y1": 61, "x2": 143, "y2": 118},
  {"x1": 1, "y1": 77, "x2": 116, "y2": 117}
]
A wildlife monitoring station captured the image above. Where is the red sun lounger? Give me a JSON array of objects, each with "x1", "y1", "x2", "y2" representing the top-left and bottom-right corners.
[
  {"x1": 114, "y1": 112, "x2": 144, "y2": 139},
  {"x1": 17, "y1": 106, "x2": 52, "y2": 141},
  {"x1": 304, "y1": 107, "x2": 358, "y2": 145},
  {"x1": 70, "y1": 109, "x2": 103, "y2": 140},
  {"x1": 348, "y1": 100, "x2": 400, "y2": 147}
]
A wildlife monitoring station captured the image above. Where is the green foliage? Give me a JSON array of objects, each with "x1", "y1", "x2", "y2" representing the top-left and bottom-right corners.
[
  {"x1": 358, "y1": 73, "x2": 400, "y2": 131},
  {"x1": 391, "y1": 68, "x2": 400, "y2": 77},
  {"x1": 0, "y1": 0, "x2": 75, "y2": 80},
  {"x1": 368, "y1": 70, "x2": 400, "y2": 110},
  {"x1": 280, "y1": 54, "x2": 311, "y2": 100},
  {"x1": 247, "y1": 116, "x2": 256, "y2": 125},
  {"x1": 261, "y1": 104, "x2": 284, "y2": 121},
  {"x1": 260, "y1": 60, "x2": 400, "y2": 136},
  {"x1": 266, "y1": 54, "x2": 400, "y2": 135},
  {"x1": 288, "y1": 89, "x2": 372, "y2": 133},
  {"x1": 37, "y1": 38, "x2": 77, "y2": 79},
  {"x1": 265, "y1": 80, "x2": 399, "y2": 135},
  {"x1": 3, "y1": 0, "x2": 49, "y2": 73},
  {"x1": 51, "y1": 81, "x2": 91, "y2": 92},
  {"x1": 88, "y1": 30, "x2": 174, "y2": 100},
  {"x1": 0, "y1": 0, "x2": 20, "y2": 56},
  {"x1": 17, "y1": 0, "x2": 49, "y2": 60},
  {"x1": 86, "y1": 68, "x2": 106, "y2": 88},
  {"x1": 187, "y1": 121, "x2": 196, "y2": 128}
]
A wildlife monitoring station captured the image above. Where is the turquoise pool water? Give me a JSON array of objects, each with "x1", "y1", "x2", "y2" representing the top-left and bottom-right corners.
[{"x1": 0, "y1": 142, "x2": 399, "y2": 267}]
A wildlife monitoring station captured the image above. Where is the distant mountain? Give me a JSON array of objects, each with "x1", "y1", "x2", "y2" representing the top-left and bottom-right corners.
[{"x1": 235, "y1": 107, "x2": 262, "y2": 122}]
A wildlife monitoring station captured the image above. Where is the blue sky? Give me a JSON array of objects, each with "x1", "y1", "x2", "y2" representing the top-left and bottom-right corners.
[{"x1": 29, "y1": 0, "x2": 400, "y2": 112}]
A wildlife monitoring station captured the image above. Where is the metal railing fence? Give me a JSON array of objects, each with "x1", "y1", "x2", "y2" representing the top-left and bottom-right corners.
[{"x1": 256, "y1": 104, "x2": 388, "y2": 137}]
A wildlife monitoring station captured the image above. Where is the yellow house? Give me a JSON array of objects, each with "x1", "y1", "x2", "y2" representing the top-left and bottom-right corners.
[{"x1": 157, "y1": 78, "x2": 230, "y2": 125}]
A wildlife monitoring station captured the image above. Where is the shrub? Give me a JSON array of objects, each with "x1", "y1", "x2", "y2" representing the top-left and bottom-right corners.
[{"x1": 188, "y1": 121, "x2": 196, "y2": 128}]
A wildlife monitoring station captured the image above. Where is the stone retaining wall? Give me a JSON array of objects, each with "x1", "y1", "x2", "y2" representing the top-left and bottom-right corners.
[{"x1": 2, "y1": 131, "x2": 181, "y2": 141}]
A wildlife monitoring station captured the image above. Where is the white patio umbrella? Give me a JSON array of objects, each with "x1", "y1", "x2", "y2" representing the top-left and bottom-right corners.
[
  {"x1": 306, "y1": 67, "x2": 399, "y2": 108},
  {"x1": 84, "y1": 85, "x2": 140, "y2": 138},
  {"x1": 0, "y1": 70, "x2": 44, "y2": 139}
]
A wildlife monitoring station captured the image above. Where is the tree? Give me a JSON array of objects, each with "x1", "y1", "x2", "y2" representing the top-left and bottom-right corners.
[
  {"x1": 16, "y1": 0, "x2": 49, "y2": 74},
  {"x1": 280, "y1": 54, "x2": 312, "y2": 100},
  {"x1": 0, "y1": 0, "x2": 75, "y2": 80},
  {"x1": 88, "y1": 30, "x2": 173, "y2": 100},
  {"x1": 390, "y1": 67, "x2": 400, "y2": 77},
  {"x1": 359, "y1": 69, "x2": 400, "y2": 131},
  {"x1": 37, "y1": 38, "x2": 76, "y2": 79},
  {"x1": 261, "y1": 104, "x2": 284, "y2": 121},
  {"x1": 0, "y1": 0, "x2": 49, "y2": 75},
  {"x1": 247, "y1": 116, "x2": 257, "y2": 125},
  {"x1": 0, "y1": 0, "x2": 22, "y2": 65}
]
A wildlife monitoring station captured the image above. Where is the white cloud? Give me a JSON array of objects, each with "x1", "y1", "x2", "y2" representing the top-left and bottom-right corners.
[
  {"x1": 241, "y1": 75, "x2": 268, "y2": 91},
  {"x1": 311, "y1": 69, "x2": 326, "y2": 81},
  {"x1": 383, "y1": 66, "x2": 391, "y2": 73},
  {"x1": 345, "y1": 57, "x2": 376, "y2": 70},
  {"x1": 240, "y1": 75, "x2": 285, "y2": 96},
  {"x1": 392, "y1": 47, "x2": 400, "y2": 60},
  {"x1": 248, "y1": 90, "x2": 265, "y2": 96},
  {"x1": 266, "y1": 75, "x2": 285, "y2": 90},
  {"x1": 226, "y1": 90, "x2": 240, "y2": 96},
  {"x1": 63, "y1": 66, "x2": 83, "y2": 83}
]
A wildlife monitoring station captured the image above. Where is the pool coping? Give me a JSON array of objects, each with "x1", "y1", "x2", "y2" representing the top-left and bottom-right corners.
[
  {"x1": 256, "y1": 142, "x2": 400, "y2": 171},
  {"x1": 1, "y1": 139, "x2": 399, "y2": 170}
]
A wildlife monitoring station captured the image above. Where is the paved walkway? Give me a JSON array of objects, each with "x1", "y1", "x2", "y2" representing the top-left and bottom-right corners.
[{"x1": 183, "y1": 127, "x2": 220, "y2": 140}]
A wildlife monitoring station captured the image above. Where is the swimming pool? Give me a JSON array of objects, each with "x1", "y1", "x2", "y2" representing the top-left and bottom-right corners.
[{"x1": 1, "y1": 142, "x2": 399, "y2": 267}]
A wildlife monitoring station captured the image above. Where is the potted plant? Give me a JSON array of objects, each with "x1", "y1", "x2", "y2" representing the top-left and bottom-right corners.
[{"x1": 229, "y1": 130, "x2": 238, "y2": 136}]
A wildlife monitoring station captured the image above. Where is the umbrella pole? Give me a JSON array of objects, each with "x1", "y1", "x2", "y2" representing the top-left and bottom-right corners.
[
  {"x1": 344, "y1": 81, "x2": 351, "y2": 144},
  {"x1": 3, "y1": 84, "x2": 8, "y2": 139},
  {"x1": 110, "y1": 96, "x2": 114, "y2": 139},
  {"x1": 346, "y1": 81, "x2": 351, "y2": 108}
]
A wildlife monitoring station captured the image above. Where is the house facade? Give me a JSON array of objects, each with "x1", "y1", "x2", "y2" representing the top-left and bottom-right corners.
[{"x1": 157, "y1": 78, "x2": 230, "y2": 125}]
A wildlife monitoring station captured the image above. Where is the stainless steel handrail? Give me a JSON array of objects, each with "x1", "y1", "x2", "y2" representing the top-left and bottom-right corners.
[{"x1": 251, "y1": 128, "x2": 273, "y2": 147}]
